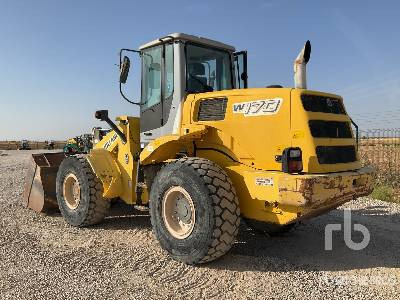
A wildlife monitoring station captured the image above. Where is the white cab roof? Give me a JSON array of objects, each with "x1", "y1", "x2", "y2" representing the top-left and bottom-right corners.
[{"x1": 139, "y1": 33, "x2": 235, "y2": 52}]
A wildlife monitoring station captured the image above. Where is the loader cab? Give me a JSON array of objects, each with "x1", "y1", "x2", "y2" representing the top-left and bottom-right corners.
[{"x1": 135, "y1": 33, "x2": 247, "y2": 143}]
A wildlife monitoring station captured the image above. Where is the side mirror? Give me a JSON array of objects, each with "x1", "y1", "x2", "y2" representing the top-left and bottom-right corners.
[{"x1": 120, "y1": 56, "x2": 131, "y2": 84}]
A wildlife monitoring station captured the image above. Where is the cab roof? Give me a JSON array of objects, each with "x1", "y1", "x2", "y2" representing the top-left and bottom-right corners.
[{"x1": 139, "y1": 33, "x2": 235, "y2": 52}]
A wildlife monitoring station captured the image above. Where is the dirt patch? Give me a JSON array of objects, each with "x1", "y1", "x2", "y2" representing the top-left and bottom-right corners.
[{"x1": 0, "y1": 150, "x2": 399, "y2": 299}]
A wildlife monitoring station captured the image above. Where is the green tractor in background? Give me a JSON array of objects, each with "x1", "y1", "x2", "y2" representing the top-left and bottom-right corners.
[
  {"x1": 63, "y1": 128, "x2": 110, "y2": 154},
  {"x1": 63, "y1": 134, "x2": 93, "y2": 154}
]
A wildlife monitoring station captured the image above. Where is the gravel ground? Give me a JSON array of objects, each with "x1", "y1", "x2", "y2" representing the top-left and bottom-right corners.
[{"x1": 0, "y1": 150, "x2": 399, "y2": 300}]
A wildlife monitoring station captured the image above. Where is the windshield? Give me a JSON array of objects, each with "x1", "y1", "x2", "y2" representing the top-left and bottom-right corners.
[{"x1": 186, "y1": 43, "x2": 232, "y2": 93}]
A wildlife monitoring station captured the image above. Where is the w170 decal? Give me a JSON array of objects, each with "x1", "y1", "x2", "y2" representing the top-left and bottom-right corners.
[{"x1": 232, "y1": 98, "x2": 283, "y2": 117}]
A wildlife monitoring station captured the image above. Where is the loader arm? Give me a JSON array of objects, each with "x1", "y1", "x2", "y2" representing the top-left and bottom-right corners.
[{"x1": 88, "y1": 116, "x2": 141, "y2": 204}]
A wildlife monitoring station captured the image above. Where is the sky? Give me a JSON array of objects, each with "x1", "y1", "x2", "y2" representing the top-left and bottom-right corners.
[{"x1": 1, "y1": 0, "x2": 400, "y2": 140}]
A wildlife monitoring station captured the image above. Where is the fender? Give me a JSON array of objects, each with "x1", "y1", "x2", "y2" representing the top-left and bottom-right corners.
[{"x1": 140, "y1": 124, "x2": 207, "y2": 165}]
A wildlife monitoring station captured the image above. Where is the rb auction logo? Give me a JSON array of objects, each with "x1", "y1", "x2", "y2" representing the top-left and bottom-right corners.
[{"x1": 325, "y1": 209, "x2": 370, "y2": 251}]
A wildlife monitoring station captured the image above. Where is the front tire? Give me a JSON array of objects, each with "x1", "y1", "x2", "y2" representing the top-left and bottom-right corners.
[
  {"x1": 149, "y1": 157, "x2": 240, "y2": 264},
  {"x1": 56, "y1": 154, "x2": 110, "y2": 227}
]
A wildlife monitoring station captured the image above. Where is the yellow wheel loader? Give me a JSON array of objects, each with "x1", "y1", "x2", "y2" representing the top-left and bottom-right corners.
[{"x1": 23, "y1": 33, "x2": 374, "y2": 264}]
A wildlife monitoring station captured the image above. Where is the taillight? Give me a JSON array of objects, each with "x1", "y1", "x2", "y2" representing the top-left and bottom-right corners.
[{"x1": 282, "y1": 147, "x2": 303, "y2": 173}]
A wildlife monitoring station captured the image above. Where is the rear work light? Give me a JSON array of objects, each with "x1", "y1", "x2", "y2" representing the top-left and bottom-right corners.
[{"x1": 282, "y1": 147, "x2": 303, "y2": 173}]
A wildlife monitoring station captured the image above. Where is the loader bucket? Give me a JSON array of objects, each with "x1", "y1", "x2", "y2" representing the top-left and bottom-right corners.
[{"x1": 23, "y1": 152, "x2": 65, "y2": 213}]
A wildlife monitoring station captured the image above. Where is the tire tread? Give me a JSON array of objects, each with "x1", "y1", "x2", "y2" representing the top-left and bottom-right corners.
[
  {"x1": 73, "y1": 154, "x2": 110, "y2": 226},
  {"x1": 174, "y1": 157, "x2": 240, "y2": 263}
]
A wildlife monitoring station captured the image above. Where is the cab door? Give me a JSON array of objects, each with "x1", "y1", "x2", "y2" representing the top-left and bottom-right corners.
[
  {"x1": 140, "y1": 45, "x2": 163, "y2": 133},
  {"x1": 140, "y1": 43, "x2": 174, "y2": 133}
]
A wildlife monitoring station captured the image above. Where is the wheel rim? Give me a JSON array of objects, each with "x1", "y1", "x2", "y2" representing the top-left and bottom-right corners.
[
  {"x1": 63, "y1": 173, "x2": 81, "y2": 210},
  {"x1": 162, "y1": 186, "x2": 195, "y2": 239}
]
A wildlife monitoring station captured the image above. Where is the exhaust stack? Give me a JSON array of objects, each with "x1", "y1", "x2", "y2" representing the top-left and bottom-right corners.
[{"x1": 293, "y1": 40, "x2": 311, "y2": 89}]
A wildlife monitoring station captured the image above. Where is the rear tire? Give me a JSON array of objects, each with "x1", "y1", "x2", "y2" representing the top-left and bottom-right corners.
[
  {"x1": 56, "y1": 154, "x2": 110, "y2": 227},
  {"x1": 149, "y1": 157, "x2": 240, "y2": 264}
]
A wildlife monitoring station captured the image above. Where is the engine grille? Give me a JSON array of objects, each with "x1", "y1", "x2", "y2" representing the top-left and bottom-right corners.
[
  {"x1": 301, "y1": 94, "x2": 346, "y2": 114},
  {"x1": 309, "y1": 120, "x2": 352, "y2": 138},
  {"x1": 197, "y1": 98, "x2": 228, "y2": 121},
  {"x1": 316, "y1": 146, "x2": 357, "y2": 164}
]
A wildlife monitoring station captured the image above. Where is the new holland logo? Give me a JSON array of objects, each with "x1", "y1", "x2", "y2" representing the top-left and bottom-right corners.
[
  {"x1": 233, "y1": 98, "x2": 283, "y2": 117},
  {"x1": 104, "y1": 133, "x2": 118, "y2": 150}
]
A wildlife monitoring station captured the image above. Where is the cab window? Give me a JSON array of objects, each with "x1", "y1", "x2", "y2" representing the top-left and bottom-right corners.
[
  {"x1": 141, "y1": 46, "x2": 162, "y2": 109},
  {"x1": 186, "y1": 44, "x2": 232, "y2": 93}
]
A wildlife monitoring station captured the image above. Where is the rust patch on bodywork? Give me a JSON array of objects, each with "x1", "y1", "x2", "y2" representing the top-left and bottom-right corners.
[{"x1": 278, "y1": 166, "x2": 374, "y2": 215}]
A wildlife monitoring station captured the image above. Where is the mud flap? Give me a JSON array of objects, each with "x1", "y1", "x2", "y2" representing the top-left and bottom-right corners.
[{"x1": 23, "y1": 152, "x2": 65, "y2": 213}]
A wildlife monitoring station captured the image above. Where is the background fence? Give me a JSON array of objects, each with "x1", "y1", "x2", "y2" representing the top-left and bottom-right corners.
[
  {"x1": 358, "y1": 128, "x2": 400, "y2": 186},
  {"x1": 0, "y1": 141, "x2": 66, "y2": 150}
]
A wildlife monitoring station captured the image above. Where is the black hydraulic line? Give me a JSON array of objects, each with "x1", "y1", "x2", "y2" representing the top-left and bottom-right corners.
[{"x1": 95, "y1": 110, "x2": 127, "y2": 144}]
